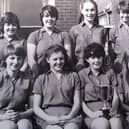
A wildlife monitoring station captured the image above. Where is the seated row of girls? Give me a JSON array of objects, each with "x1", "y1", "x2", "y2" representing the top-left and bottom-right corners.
[
  {"x1": 32, "y1": 43, "x2": 124, "y2": 129},
  {"x1": 0, "y1": 43, "x2": 125, "y2": 129},
  {"x1": 0, "y1": 44, "x2": 81, "y2": 129}
]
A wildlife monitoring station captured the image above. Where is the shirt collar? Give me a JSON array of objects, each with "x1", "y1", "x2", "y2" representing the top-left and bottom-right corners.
[
  {"x1": 80, "y1": 21, "x2": 97, "y2": 27},
  {"x1": 86, "y1": 67, "x2": 105, "y2": 76},
  {"x1": 3, "y1": 34, "x2": 20, "y2": 42},
  {"x1": 40, "y1": 26, "x2": 60, "y2": 33},
  {"x1": 3, "y1": 70, "x2": 21, "y2": 79}
]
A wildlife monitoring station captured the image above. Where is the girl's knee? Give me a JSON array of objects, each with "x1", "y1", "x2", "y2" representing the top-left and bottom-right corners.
[
  {"x1": 110, "y1": 117, "x2": 123, "y2": 129},
  {"x1": 17, "y1": 119, "x2": 33, "y2": 129},
  {"x1": 91, "y1": 117, "x2": 110, "y2": 129},
  {"x1": 0, "y1": 120, "x2": 17, "y2": 129},
  {"x1": 64, "y1": 122, "x2": 79, "y2": 129}
]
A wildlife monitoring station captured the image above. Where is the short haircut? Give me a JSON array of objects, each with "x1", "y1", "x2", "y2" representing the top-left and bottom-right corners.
[
  {"x1": 45, "y1": 44, "x2": 67, "y2": 59},
  {"x1": 0, "y1": 12, "x2": 20, "y2": 33},
  {"x1": 40, "y1": 5, "x2": 58, "y2": 26},
  {"x1": 117, "y1": 0, "x2": 129, "y2": 13},
  {"x1": 84, "y1": 43, "x2": 105, "y2": 59},
  {"x1": 3, "y1": 45, "x2": 26, "y2": 60},
  {"x1": 45, "y1": 44, "x2": 68, "y2": 69}
]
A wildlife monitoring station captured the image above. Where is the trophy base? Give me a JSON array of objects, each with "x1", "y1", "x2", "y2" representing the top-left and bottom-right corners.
[{"x1": 101, "y1": 108, "x2": 110, "y2": 119}]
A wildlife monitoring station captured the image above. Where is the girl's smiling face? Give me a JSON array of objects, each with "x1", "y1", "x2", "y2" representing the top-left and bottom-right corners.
[
  {"x1": 81, "y1": 1, "x2": 96, "y2": 23},
  {"x1": 120, "y1": 10, "x2": 129, "y2": 24},
  {"x1": 87, "y1": 56, "x2": 103, "y2": 71},
  {"x1": 6, "y1": 54, "x2": 24, "y2": 73},
  {"x1": 4, "y1": 23, "x2": 18, "y2": 37},
  {"x1": 47, "y1": 51, "x2": 65, "y2": 73},
  {"x1": 42, "y1": 11, "x2": 57, "y2": 29}
]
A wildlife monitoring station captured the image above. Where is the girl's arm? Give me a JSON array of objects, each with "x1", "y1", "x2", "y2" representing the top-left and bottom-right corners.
[
  {"x1": 33, "y1": 94, "x2": 60, "y2": 124},
  {"x1": 27, "y1": 43, "x2": 40, "y2": 77},
  {"x1": 82, "y1": 101, "x2": 103, "y2": 118},
  {"x1": 18, "y1": 95, "x2": 34, "y2": 119},
  {"x1": 60, "y1": 90, "x2": 81, "y2": 121},
  {"x1": 27, "y1": 43, "x2": 37, "y2": 69},
  {"x1": 111, "y1": 87, "x2": 120, "y2": 114}
]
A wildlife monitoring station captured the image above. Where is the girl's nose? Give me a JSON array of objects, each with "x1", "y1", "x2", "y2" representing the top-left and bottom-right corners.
[{"x1": 14, "y1": 58, "x2": 18, "y2": 63}]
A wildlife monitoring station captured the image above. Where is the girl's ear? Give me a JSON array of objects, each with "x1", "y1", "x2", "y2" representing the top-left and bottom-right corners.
[
  {"x1": 86, "y1": 58, "x2": 89, "y2": 64},
  {"x1": 46, "y1": 57, "x2": 50, "y2": 64},
  {"x1": 81, "y1": 9, "x2": 83, "y2": 15}
]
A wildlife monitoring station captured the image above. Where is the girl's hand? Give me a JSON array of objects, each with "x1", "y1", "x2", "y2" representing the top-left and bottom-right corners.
[
  {"x1": 2, "y1": 110, "x2": 19, "y2": 121},
  {"x1": 46, "y1": 116, "x2": 60, "y2": 125},
  {"x1": 90, "y1": 110, "x2": 103, "y2": 118}
]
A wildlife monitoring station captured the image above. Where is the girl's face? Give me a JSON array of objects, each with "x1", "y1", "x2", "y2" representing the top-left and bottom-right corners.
[
  {"x1": 120, "y1": 10, "x2": 129, "y2": 24},
  {"x1": 81, "y1": 1, "x2": 96, "y2": 23},
  {"x1": 47, "y1": 51, "x2": 65, "y2": 73},
  {"x1": 87, "y1": 56, "x2": 103, "y2": 71},
  {"x1": 42, "y1": 11, "x2": 57, "y2": 29},
  {"x1": 6, "y1": 54, "x2": 24, "y2": 73},
  {"x1": 4, "y1": 23, "x2": 18, "y2": 37}
]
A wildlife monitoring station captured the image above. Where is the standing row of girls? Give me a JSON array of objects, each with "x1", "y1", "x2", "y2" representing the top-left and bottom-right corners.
[{"x1": 0, "y1": 0, "x2": 128, "y2": 129}]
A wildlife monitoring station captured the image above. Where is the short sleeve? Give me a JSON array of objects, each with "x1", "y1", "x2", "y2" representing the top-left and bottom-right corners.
[
  {"x1": 27, "y1": 30, "x2": 39, "y2": 46},
  {"x1": 72, "y1": 72, "x2": 81, "y2": 91},
  {"x1": 78, "y1": 70, "x2": 87, "y2": 98},
  {"x1": 33, "y1": 75, "x2": 44, "y2": 95}
]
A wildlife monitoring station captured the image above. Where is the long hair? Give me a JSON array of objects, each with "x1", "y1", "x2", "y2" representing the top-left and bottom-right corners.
[{"x1": 79, "y1": 0, "x2": 99, "y2": 24}]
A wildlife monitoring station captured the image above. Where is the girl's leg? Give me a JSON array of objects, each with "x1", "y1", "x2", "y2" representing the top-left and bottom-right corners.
[
  {"x1": 91, "y1": 117, "x2": 110, "y2": 129},
  {"x1": 46, "y1": 125, "x2": 63, "y2": 129},
  {"x1": 110, "y1": 117, "x2": 123, "y2": 129},
  {"x1": 64, "y1": 122, "x2": 80, "y2": 129},
  {"x1": 0, "y1": 120, "x2": 17, "y2": 129},
  {"x1": 17, "y1": 119, "x2": 33, "y2": 129}
]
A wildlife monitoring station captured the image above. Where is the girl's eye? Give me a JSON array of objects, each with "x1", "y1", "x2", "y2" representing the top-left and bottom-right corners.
[
  {"x1": 10, "y1": 57, "x2": 15, "y2": 60},
  {"x1": 53, "y1": 58, "x2": 57, "y2": 61}
]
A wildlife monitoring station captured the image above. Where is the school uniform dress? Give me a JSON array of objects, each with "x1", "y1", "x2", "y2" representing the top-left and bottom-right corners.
[
  {"x1": 33, "y1": 71, "x2": 82, "y2": 129},
  {"x1": 27, "y1": 27, "x2": 71, "y2": 73},
  {"x1": 0, "y1": 70, "x2": 32, "y2": 114},
  {"x1": 69, "y1": 22, "x2": 106, "y2": 69},
  {"x1": 79, "y1": 67, "x2": 118, "y2": 128},
  {"x1": 0, "y1": 36, "x2": 26, "y2": 70}
]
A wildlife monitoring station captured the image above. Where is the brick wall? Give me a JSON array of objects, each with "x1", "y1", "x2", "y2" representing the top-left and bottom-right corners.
[{"x1": 55, "y1": 0, "x2": 81, "y2": 31}]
